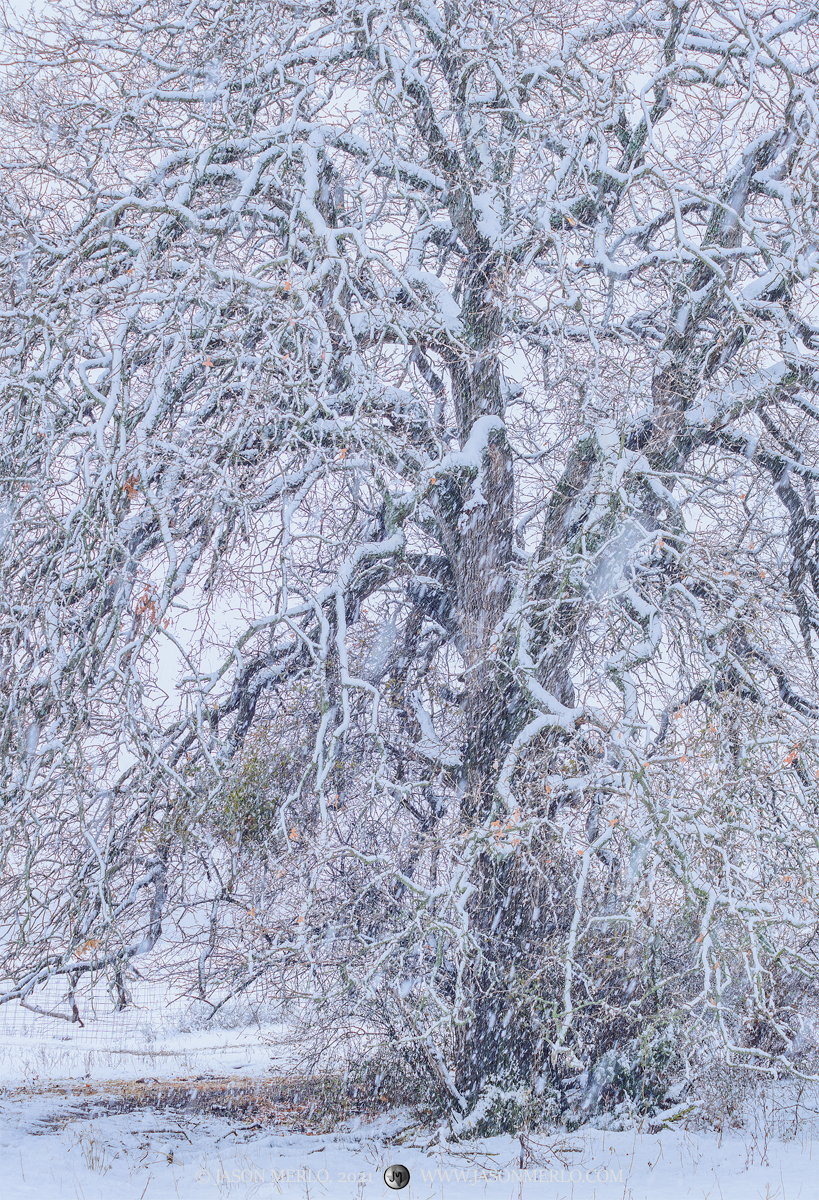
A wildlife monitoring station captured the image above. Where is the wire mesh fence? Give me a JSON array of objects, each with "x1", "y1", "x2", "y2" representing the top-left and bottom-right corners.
[
  {"x1": 0, "y1": 978, "x2": 185, "y2": 1050},
  {"x1": 0, "y1": 965, "x2": 283, "y2": 1067}
]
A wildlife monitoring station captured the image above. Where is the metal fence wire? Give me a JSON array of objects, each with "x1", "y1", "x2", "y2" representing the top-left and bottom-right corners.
[{"x1": 0, "y1": 970, "x2": 278, "y2": 1057}]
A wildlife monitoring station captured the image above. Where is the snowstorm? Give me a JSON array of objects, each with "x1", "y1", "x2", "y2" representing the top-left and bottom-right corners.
[{"x1": 2, "y1": 0, "x2": 819, "y2": 1196}]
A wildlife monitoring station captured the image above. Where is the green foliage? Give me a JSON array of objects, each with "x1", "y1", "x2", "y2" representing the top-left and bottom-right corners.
[
  {"x1": 458, "y1": 1077, "x2": 563, "y2": 1138},
  {"x1": 201, "y1": 732, "x2": 299, "y2": 845},
  {"x1": 578, "y1": 1028, "x2": 685, "y2": 1126}
]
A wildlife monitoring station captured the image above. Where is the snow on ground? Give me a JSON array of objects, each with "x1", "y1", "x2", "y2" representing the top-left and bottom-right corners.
[
  {"x1": 0, "y1": 1021, "x2": 282, "y2": 1089},
  {"x1": 1, "y1": 1093, "x2": 818, "y2": 1200},
  {"x1": 0, "y1": 994, "x2": 817, "y2": 1199}
]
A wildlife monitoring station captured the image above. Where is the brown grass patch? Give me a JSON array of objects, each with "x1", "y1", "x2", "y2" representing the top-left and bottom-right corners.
[{"x1": 5, "y1": 1073, "x2": 391, "y2": 1134}]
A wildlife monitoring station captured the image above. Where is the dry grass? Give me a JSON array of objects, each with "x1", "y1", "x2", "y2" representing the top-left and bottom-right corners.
[{"x1": 4, "y1": 1072, "x2": 397, "y2": 1134}]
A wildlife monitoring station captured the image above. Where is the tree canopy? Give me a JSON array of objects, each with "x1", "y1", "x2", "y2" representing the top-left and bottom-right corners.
[{"x1": 3, "y1": 0, "x2": 819, "y2": 1128}]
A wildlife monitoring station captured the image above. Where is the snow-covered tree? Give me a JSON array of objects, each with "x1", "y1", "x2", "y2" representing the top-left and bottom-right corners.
[{"x1": 3, "y1": 0, "x2": 819, "y2": 1126}]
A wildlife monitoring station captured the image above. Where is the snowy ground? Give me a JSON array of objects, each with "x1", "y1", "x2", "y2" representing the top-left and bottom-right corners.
[
  {"x1": 1, "y1": 1091, "x2": 818, "y2": 1200},
  {"x1": 0, "y1": 995, "x2": 817, "y2": 1199}
]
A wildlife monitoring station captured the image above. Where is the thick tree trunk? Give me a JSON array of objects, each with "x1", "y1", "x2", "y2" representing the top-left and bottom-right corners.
[{"x1": 446, "y1": 257, "x2": 536, "y2": 1113}]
